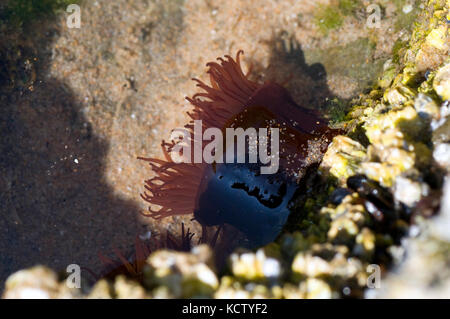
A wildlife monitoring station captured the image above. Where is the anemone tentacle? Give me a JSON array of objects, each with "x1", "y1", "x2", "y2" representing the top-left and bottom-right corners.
[{"x1": 139, "y1": 51, "x2": 258, "y2": 220}]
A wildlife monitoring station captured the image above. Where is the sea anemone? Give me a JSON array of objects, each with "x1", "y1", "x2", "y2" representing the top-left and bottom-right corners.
[
  {"x1": 139, "y1": 50, "x2": 340, "y2": 247},
  {"x1": 86, "y1": 223, "x2": 196, "y2": 282}
]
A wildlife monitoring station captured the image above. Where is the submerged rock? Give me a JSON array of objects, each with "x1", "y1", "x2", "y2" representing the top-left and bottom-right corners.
[
  {"x1": 414, "y1": 93, "x2": 440, "y2": 120},
  {"x1": 393, "y1": 176, "x2": 429, "y2": 207},
  {"x1": 215, "y1": 276, "x2": 281, "y2": 299},
  {"x1": 114, "y1": 275, "x2": 148, "y2": 299},
  {"x1": 434, "y1": 62, "x2": 450, "y2": 101},
  {"x1": 320, "y1": 136, "x2": 367, "y2": 184},
  {"x1": 373, "y1": 177, "x2": 450, "y2": 298},
  {"x1": 87, "y1": 280, "x2": 114, "y2": 299},
  {"x1": 2, "y1": 266, "x2": 78, "y2": 299},
  {"x1": 230, "y1": 249, "x2": 282, "y2": 283},
  {"x1": 142, "y1": 245, "x2": 218, "y2": 298},
  {"x1": 433, "y1": 143, "x2": 450, "y2": 169}
]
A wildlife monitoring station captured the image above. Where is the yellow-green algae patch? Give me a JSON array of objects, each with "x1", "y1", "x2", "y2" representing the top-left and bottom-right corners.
[{"x1": 314, "y1": 3, "x2": 344, "y2": 35}]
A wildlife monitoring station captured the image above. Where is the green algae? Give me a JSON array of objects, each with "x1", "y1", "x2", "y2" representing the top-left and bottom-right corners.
[
  {"x1": 0, "y1": 0, "x2": 80, "y2": 28},
  {"x1": 314, "y1": 3, "x2": 344, "y2": 34},
  {"x1": 314, "y1": 0, "x2": 364, "y2": 34},
  {"x1": 327, "y1": 97, "x2": 352, "y2": 124},
  {"x1": 338, "y1": 0, "x2": 361, "y2": 16},
  {"x1": 392, "y1": 38, "x2": 409, "y2": 64},
  {"x1": 304, "y1": 38, "x2": 386, "y2": 93},
  {"x1": 392, "y1": 0, "x2": 421, "y2": 31}
]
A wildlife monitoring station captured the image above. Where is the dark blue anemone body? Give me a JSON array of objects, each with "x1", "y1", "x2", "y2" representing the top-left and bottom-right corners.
[{"x1": 194, "y1": 161, "x2": 298, "y2": 247}]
